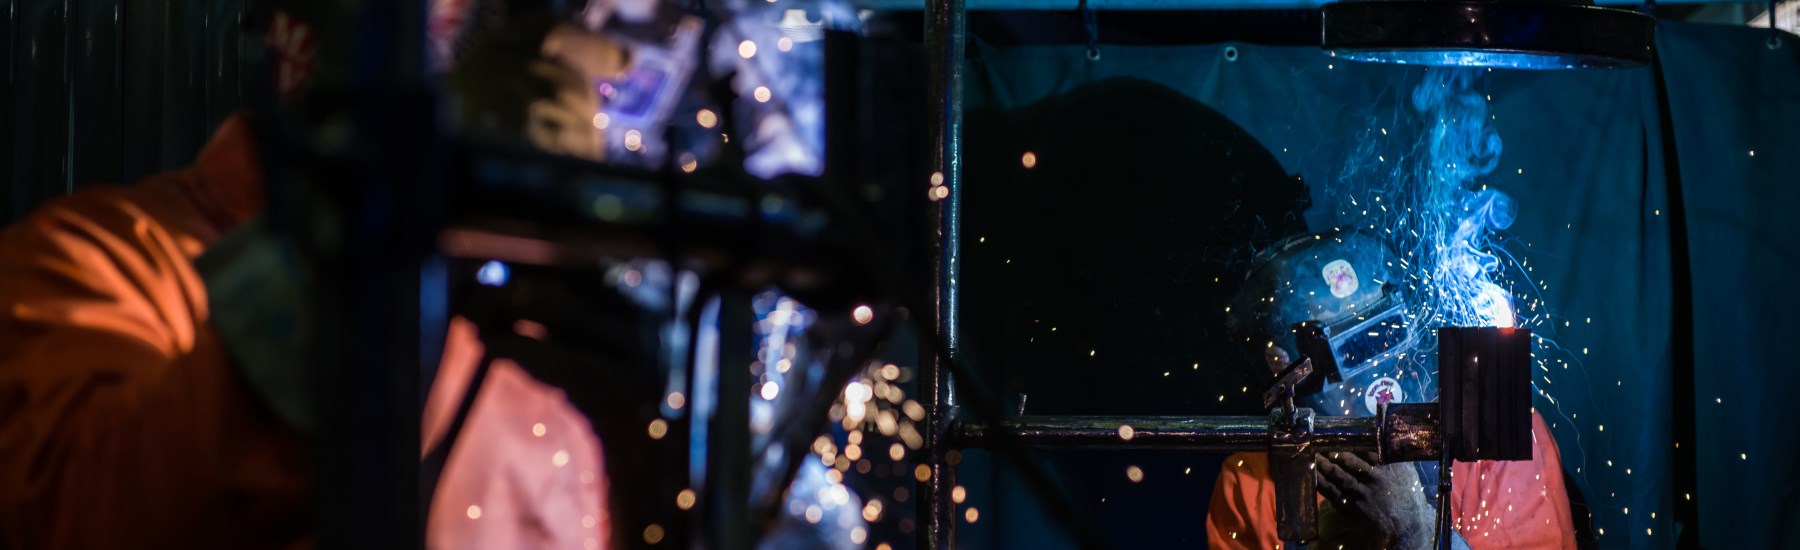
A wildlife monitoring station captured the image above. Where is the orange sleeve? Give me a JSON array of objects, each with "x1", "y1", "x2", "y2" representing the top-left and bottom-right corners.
[
  {"x1": 0, "y1": 186, "x2": 308, "y2": 548},
  {"x1": 1450, "y1": 412, "x2": 1577, "y2": 549},
  {"x1": 1207, "y1": 452, "x2": 1284, "y2": 549}
]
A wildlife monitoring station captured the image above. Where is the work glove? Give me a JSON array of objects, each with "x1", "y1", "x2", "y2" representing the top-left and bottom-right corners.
[{"x1": 1314, "y1": 452, "x2": 1440, "y2": 550}]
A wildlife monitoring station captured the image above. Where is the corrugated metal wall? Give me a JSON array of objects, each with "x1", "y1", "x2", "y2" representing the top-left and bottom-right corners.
[{"x1": 2, "y1": 0, "x2": 249, "y2": 223}]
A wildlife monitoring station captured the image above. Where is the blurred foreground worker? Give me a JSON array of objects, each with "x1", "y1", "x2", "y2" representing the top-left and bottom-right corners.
[
  {"x1": 0, "y1": 6, "x2": 625, "y2": 548},
  {"x1": 1206, "y1": 232, "x2": 1576, "y2": 549},
  {"x1": 0, "y1": 114, "x2": 310, "y2": 549}
]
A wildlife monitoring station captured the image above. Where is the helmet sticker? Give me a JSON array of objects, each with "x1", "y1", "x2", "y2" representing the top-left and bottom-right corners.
[
  {"x1": 1322, "y1": 259, "x2": 1359, "y2": 299},
  {"x1": 1364, "y1": 376, "x2": 1403, "y2": 414}
]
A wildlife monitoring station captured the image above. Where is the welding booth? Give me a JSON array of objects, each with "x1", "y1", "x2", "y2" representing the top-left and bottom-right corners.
[{"x1": 1, "y1": 0, "x2": 1797, "y2": 548}]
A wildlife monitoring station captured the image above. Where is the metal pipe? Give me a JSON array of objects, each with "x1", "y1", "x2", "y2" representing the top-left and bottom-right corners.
[
  {"x1": 954, "y1": 415, "x2": 1381, "y2": 452},
  {"x1": 924, "y1": 0, "x2": 966, "y2": 407},
  {"x1": 854, "y1": 0, "x2": 1745, "y2": 10},
  {"x1": 921, "y1": 0, "x2": 965, "y2": 543},
  {"x1": 953, "y1": 402, "x2": 1443, "y2": 458},
  {"x1": 710, "y1": 291, "x2": 754, "y2": 550}
]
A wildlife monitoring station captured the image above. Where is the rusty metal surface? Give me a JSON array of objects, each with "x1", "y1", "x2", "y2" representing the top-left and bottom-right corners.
[
  {"x1": 1263, "y1": 357, "x2": 1315, "y2": 410},
  {"x1": 1378, "y1": 402, "x2": 1443, "y2": 463}
]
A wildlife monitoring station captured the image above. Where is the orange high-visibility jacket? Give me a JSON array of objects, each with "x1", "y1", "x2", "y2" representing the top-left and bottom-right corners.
[
  {"x1": 1207, "y1": 412, "x2": 1578, "y2": 549},
  {"x1": 0, "y1": 116, "x2": 312, "y2": 548},
  {"x1": 0, "y1": 116, "x2": 609, "y2": 549}
]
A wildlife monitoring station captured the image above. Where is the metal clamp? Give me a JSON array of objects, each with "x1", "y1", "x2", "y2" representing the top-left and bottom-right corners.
[{"x1": 1269, "y1": 405, "x2": 1318, "y2": 542}]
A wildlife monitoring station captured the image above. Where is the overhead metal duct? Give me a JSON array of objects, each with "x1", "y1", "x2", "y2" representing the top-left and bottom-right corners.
[{"x1": 1320, "y1": 0, "x2": 1656, "y2": 69}]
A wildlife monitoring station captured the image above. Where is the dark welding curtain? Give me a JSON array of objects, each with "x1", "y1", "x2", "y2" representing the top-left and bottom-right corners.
[
  {"x1": 954, "y1": 20, "x2": 1793, "y2": 549},
  {"x1": 1, "y1": 0, "x2": 247, "y2": 224},
  {"x1": 1658, "y1": 22, "x2": 1800, "y2": 550}
]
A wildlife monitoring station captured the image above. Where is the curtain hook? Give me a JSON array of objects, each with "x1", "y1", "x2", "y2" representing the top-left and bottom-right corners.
[
  {"x1": 1769, "y1": 0, "x2": 1783, "y2": 49},
  {"x1": 1079, "y1": 0, "x2": 1100, "y2": 61}
]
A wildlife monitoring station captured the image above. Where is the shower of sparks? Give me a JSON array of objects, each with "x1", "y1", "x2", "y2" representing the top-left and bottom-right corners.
[
  {"x1": 748, "y1": 290, "x2": 907, "y2": 548},
  {"x1": 765, "y1": 292, "x2": 923, "y2": 549},
  {"x1": 1333, "y1": 67, "x2": 1634, "y2": 534}
]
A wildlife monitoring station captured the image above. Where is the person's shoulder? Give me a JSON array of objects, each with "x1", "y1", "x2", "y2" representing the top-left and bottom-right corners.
[
  {"x1": 0, "y1": 173, "x2": 203, "y2": 269},
  {"x1": 2, "y1": 184, "x2": 141, "y2": 243}
]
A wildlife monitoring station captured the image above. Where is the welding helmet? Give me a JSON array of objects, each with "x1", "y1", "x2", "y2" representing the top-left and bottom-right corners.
[{"x1": 1227, "y1": 230, "x2": 1430, "y2": 416}]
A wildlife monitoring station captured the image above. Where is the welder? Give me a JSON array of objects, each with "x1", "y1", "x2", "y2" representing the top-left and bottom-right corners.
[
  {"x1": 1206, "y1": 231, "x2": 1577, "y2": 549},
  {"x1": 0, "y1": 4, "x2": 627, "y2": 547}
]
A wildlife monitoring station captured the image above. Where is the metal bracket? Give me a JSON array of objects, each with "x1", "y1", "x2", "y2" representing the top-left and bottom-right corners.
[
  {"x1": 1262, "y1": 357, "x2": 1314, "y2": 412},
  {"x1": 1265, "y1": 357, "x2": 1318, "y2": 543},
  {"x1": 1270, "y1": 406, "x2": 1317, "y2": 542}
]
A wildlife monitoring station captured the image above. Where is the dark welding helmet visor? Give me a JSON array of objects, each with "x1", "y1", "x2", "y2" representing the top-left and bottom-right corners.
[{"x1": 1227, "y1": 230, "x2": 1432, "y2": 416}]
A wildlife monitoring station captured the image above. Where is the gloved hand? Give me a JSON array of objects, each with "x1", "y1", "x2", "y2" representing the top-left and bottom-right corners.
[
  {"x1": 1314, "y1": 451, "x2": 1435, "y2": 550},
  {"x1": 195, "y1": 216, "x2": 316, "y2": 435}
]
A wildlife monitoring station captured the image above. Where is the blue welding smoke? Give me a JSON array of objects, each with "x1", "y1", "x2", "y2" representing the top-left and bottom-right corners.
[
  {"x1": 1318, "y1": 68, "x2": 1525, "y2": 406},
  {"x1": 1405, "y1": 68, "x2": 1518, "y2": 330},
  {"x1": 1397, "y1": 68, "x2": 1615, "y2": 523},
  {"x1": 1330, "y1": 67, "x2": 1607, "y2": 512}
]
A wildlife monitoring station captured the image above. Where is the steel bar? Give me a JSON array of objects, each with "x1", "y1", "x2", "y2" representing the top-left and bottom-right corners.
[
  {"x1": 954, "y1": 415, "x2": 1380, "y2": 452},
  {"x1": 856, "y1": 0, "x2": 1738, "y2": 10},
  {"x1": 922, "y1": 0, "x2": 966, "y2": 544},
  {"x1": 709, "y1": 291, "x2": 754, "y2": 550}
]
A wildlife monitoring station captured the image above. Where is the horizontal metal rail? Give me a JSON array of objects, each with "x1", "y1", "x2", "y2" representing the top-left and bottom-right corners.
[
  {"x1": 952, "y1": 402, "x2": 1444, "y2": 463},
  {"x1": 859, "y1": 0, "x2": 1732, "y2": 10},
  {"x1": 955, "y1": 414, "x2": 1379, "y2": 452}
]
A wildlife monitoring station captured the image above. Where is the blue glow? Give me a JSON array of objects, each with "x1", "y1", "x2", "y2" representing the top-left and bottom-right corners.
[
  {"x1": 595, "y1": 2, "x2": 862, "y2": 177},
  {"x1": 749, "y1": 290, "x2": 822, "y2": 504},
  {"x1": 1331, "y1": 49, "x2": 1622, "y2": 70},
  {"x1": 1335, "y1": 67, "x2": 1523, "y2": 397},
  {"x1": 476, "y1": 260, "x2": 509, "y2": 287},
  {"x1": 1404, "y1": 68, "x2": 1520, "y2": 331},
  {"x1": 761, "y1": 460, "x2": 865, "y2": 550},
  {"x1": 713, "y1": 2, "x2": 864, "y2": 179}
]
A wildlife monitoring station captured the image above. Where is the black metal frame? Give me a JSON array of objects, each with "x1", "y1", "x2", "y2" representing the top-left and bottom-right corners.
[{"x1": 921, "y1": 0, "x2": 965, "y2": 544}]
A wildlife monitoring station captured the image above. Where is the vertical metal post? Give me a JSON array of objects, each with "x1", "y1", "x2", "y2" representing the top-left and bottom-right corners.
[
  {"x1": 922, "y1": 0, "x2": 965, "y2": 546},
  {"x1": 313, "y1": 0, "x2": 431, "y2": 547},
  {"x1": 710, "y1": 291, "x2": 754, "y2": 550}
]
